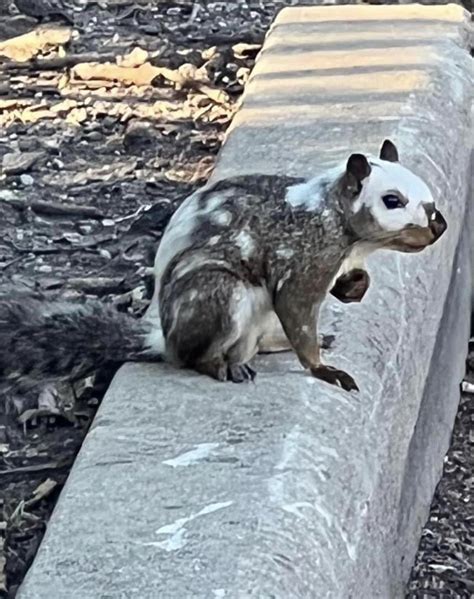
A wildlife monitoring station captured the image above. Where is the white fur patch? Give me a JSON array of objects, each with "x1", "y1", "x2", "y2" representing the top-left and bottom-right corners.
[
  {"x1": 235, "y1": 230, "x2": 256, "y2": 259},
  {"x1": 208, "y1": 235, "x2": 221, "y2": 246},
  {"x1": 173, "y1": 254, "x2": 228, "y2": 280},
  {"x1": 212, "y1": 210, "x2": 232, "y2": 226},
  {"x1": 276, "y1": 247, "x2": 295, "y2": 259},
  {"x1": 229, "y1": 283, "x2": 274, "y2": 362},
  {"x1": 332, "y1": 242, "x2": 373, "y2": 283},
  {"x1": 354, "y1": 157, "x2": 432, "y2": 232},
  {"x1": 164, "y1": 288, "x2": 201, "y2": 339},
  {"x1": 276, "y1": 270, "x2": 292, "y2": 292},
  {"x1": 231, "y1": 285, "x2": 272, "y2": 332},
  {"x1": 285, "y1": 165, "x2": 340, "y2": 210},
  {"x1": 153, "y1": 187, "x2": 234, "y2": 296}
]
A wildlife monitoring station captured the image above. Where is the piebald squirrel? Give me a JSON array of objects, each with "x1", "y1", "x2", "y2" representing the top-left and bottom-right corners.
[{"x1": 0, "y1": 140, "x2": 447, "y2": 393}]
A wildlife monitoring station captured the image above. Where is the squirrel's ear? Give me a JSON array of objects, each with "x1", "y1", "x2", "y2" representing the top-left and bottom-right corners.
[
  {"x1": 343, "y1": 153, "x2": 371, "y2": 196},
  {"x1": 379, "y1": 139, "x2": 399, "y2": 162}
]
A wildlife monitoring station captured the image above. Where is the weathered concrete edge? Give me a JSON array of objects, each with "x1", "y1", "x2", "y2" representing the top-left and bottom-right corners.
[{"x1": 16, "y1": 5, "x2": 474, "y2": 599}]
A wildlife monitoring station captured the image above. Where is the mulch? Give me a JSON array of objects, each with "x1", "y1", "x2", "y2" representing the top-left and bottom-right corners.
[{"x1": 0, "y1": 1, "x2": 471, "y2": 597}]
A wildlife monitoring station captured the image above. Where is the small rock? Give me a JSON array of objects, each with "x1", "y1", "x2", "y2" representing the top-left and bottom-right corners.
[
  {"x1": 102, "y1": 116, "x2": 117, "y2": 129},
  {"x1": 2, "y1": 151, "x2": 43, "y2": 175},
  {"x1": 36, "y1": 264, "x2": 53, "y2": 273},
  {"x1": 78, "y1": 224, "x2": 93, "y2": 235},
  {"x1": 0, "y1": 190, "x2": 21, "y2": 202},
  {"x1": 18, "y1": 138, "x2": 39, "y2": 152},
  {"x1": 20, "y1": 174, "x2": 34, "y2": 186},
  {"x1": 52, "y1": 158, "x2": 64, "y2": 170},
  {"x1": 42, "y1": 138, "x2": 61, "y2": 152},
  {"x1": 85, "y1": 131, "x2": 102, "y2": 142}
]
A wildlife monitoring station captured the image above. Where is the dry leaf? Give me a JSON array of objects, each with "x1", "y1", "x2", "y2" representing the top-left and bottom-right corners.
[
  {"x1": 70, "y1": 159, "x2": 137, "y2": 185},
  {"x1": 232, "y1": 42, "x2": 261, "y2": 60},
  {"x1": 37, "y1": 385, "x2": 60, "y2": 412},
  {"x1": 71, "y1": 61, "x2": 162, "y2": 87},
  {"x1": 118, "y1": 46, "x2": 149, "y2": 68},
  {"x1": 0, "y1": 25, "x2": 72, "y2": 62},
  {"x1": 25, "y1": 479, "x2": 58, "y2": 508}
]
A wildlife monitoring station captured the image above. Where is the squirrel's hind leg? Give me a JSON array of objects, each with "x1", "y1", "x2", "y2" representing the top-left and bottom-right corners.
[{"x1": 160, "y1": 268, "x2": 271, "y2": 383}]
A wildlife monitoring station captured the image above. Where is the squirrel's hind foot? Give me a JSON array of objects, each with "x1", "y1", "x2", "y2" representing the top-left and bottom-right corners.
[{"x1": 227, "y1": 363, "x2": 256, "y2": 383}]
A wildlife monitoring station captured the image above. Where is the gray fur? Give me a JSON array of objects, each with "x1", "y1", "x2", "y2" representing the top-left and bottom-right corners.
[
  {"x1": 0, "y1": 298, "x2": 160, "y2": 392},
  {"x1": 158, "y1": 172, "x2": 357, "y2": 387}
]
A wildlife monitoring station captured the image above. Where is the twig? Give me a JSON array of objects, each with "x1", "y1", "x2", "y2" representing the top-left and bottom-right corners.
[
  {"x1": 66, "y1": 276, "x2": 125, "y2": 294},
  {"x1": 0, "y1": 460, "x2": 70, "y2": 475},
  {"x1": 1, "y1": 53, "x2": 117, "y2": 72},
  {"x1": 0, "y1": 197, "x2": 104, "y2": 219}
]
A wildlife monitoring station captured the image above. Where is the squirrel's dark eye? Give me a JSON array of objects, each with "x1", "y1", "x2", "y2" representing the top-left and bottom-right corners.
[{"x1": 382, "y1": 194, "x2": 404, "y2": 209}]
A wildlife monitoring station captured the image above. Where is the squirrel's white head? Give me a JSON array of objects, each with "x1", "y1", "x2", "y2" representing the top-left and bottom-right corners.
[{"x1": 342, "y1": 140, "x2": 447, "y2": 252}]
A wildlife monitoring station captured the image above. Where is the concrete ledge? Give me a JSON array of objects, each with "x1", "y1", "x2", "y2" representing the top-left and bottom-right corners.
[{"x1": 18, "y1": 5, "x2": 473, "y2": 599}]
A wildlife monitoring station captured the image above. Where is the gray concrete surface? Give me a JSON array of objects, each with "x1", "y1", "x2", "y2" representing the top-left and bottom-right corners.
[{"x1": 18, "y1": 5, "x2": 473, "y2": 599}]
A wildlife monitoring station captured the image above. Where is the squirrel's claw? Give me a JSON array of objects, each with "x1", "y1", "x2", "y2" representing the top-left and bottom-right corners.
[{"x1": 310, "y1": 365, "x2": 359, "y2": 392}]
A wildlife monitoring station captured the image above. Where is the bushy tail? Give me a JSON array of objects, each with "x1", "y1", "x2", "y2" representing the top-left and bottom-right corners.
[{"x1": 0, "y1": 298, "x2": 163, "y2": 392}]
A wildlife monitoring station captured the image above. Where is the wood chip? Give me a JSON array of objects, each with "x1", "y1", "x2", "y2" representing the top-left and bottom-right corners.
[
  {"x1": 25, "y1": 479, "x2": 58, "y2": 508},
  {"x1": 71, "y1": 61, "x2": 163, "y2": 87},
  {"x1": 118, "y1": 46, "x2": 149, "y2": 68},
  {"x1": 0, "y1": 25, "x2": 72, "y2": 63}
]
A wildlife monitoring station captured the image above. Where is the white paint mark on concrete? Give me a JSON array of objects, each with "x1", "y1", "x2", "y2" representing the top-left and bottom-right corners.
[
  {"x1": 198, "y1": 501, "x2": 234, "y2": 516},
  {"x1": 143, "y1": 528, "x2": 187, "y2": 552},
  {"x1": 156, "y1": 517, "x2": 190, "y2": 535},
  {"x1": 336, "y1": 522, "x2": 357, "y2": 561},
  {"x1": 268, "y1": 426, "x2": 303, "y2": 504},
  {"x1": 213, "y1": 590, "x2": 227, "y2": 598},
  {"x1": 268, "y1": 473, "x2": 285, "y2": 504},
  {"x1": 313, "y1": 501, "x2": 333, "y2": 528},
  {"x1": 282, "y1": 501, "x2": 313, "y2": 518},
  {"x1": 152, "y1": 501, "x2": 234, "y2": 551},
  {"x1": 274, "y1": 425, "x2": 302, "y2": 471},
  {"x1": 317, "y1": 444, "x2": 339, "y2": 459},
  {"x1": 163, "y1": 443, "x2": 220, "y2": 467}
]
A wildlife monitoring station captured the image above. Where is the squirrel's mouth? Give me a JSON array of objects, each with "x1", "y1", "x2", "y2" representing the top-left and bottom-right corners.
[
  {"x1": 389, "y1": 215, "x2": 447, "y2": 253},
  {"x1": 397, "y1": 243, "x2": 428, "y2": 253}
]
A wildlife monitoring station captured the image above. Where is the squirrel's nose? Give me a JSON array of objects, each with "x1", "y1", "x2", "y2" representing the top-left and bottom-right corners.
[
  {"x1": 424, "y1": 203, "x2": 447, "y2": 241},
  {"x1": 429, "y1": 210, "x2": 447, "y2": 240}
]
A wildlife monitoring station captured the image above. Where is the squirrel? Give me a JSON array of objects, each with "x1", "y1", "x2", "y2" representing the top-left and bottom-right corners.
[{"x1": 0, "y1": 140, "x2": 447, "y2": 393}]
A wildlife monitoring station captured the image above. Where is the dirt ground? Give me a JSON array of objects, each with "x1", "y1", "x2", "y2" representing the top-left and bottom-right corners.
[{"x1": 0, "y1": 1, "x2": 472, "y2": 597}]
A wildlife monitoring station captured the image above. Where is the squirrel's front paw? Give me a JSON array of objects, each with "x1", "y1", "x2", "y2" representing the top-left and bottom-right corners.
[
  {"x1": 310, "y1": 365, "x2": 359, "y2": 392},
  {"x1": 330, "y1": 268, "x2": 370, "y2": 304}
]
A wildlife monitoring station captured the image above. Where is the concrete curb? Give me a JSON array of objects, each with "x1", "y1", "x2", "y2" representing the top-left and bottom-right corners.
[{"x1": 18, "y1": 5, "x2": 473, "y2": 599}]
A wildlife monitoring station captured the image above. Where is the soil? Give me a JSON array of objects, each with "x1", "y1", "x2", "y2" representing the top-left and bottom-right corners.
[{"x1": 0, "y1": 1, "x2": 472, "y2": 597}]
